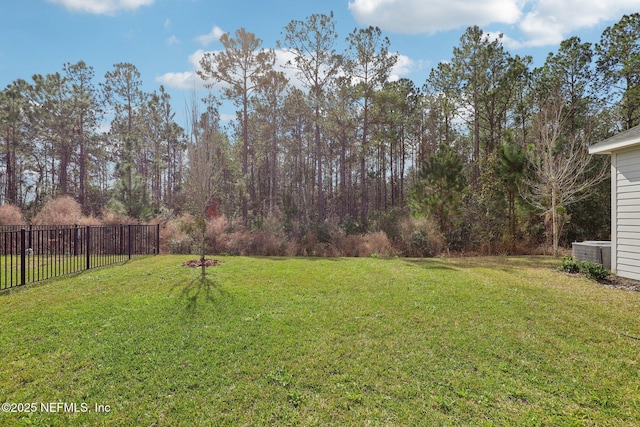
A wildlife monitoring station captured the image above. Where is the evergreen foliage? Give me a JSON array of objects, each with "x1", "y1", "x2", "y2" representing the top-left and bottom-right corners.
[{"x1": 410, "y1": 144, "x2": 466, "y2": 247}]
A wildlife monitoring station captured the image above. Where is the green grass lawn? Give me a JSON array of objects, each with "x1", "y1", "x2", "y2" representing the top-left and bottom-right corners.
[
  {"x1": 1, "y1": 255, "x2": 639, "y2": 426},
  {"x1": 1, "y1": 254, "x2": 130, "y2": 290}
]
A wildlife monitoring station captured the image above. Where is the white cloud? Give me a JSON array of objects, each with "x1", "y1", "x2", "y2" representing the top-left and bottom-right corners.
[
  {"x1": 156, "y1": 50, "x2": 215, "y2": 90},
  {"x1": 166, "y1": 35, "x2": 180, "y2": 46},
  {"x1": 348, "y1": 0, "x2": 522, "y2": 34},
  {"x1": 188, "y1": 49, "x2": 207, "y2": 67},
  {"x1": 515, "y1": 0, "x2": 640, "y2": 47},
  {"x1": 163, "y1": 19, "x2": 171, "y2": 30},
  {"x1": 273, "y1": 49, "x2": 301, "y2": 85},
  {"x1": 195, "y1": 26, "x2": 225, "y2": 46},
  {"x1": 389, "y1": 54, "x2": 414, "y2": 81},
  {"x1": 156, "y1": 71, "x2": 203, "y2": 90},
  {"x1": 349, "y1": 0, "x2": 640, "y2": 48},
  {"x1": 47, "y1": 0, "x2": 154, "y2": 15}
]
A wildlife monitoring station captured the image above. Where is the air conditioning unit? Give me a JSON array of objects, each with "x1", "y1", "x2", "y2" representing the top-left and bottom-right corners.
[{"x1": 572, "y1": 241, "x2": 611, "y2": 270}]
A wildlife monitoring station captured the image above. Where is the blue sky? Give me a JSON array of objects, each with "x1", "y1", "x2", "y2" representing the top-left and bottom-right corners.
[{"x1": 2, "y1": 0, "x2": 640, "y2": 127}]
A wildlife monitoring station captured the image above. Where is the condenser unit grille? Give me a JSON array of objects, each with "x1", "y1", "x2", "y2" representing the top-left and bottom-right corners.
[{"x1": 572, "y1": 241, "x2": 611, "y2": 270}]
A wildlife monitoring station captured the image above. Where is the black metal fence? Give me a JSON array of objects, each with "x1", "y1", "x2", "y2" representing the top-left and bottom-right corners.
[{"x1": 0, "y1": 224, "x2": 160, "y2": 290}]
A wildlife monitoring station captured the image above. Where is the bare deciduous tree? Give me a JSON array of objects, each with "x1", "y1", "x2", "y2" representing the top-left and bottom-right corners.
[
  {"x1": 520, "y1": 91, "x2": 608, "y2": 256},
  {"x1": 184, "y1": 95, "x2": 224, "y2": 278}
]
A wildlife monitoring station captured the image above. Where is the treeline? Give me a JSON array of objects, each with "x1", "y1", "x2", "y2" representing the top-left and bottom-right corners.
[{"x1": 2, "y1": 12, "x2": 638, "y2": 255}]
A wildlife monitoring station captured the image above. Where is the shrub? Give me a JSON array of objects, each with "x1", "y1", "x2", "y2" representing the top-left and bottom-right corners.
[
  {"x1": 332, "y1": 233, "x2": 366, "y2": 257},
  {"x1": 169, "y1": 235, "x2": 193, "y2": 254},
  {"x1": 252, "y1": 211, "x2": 288, "y2": 256},
  {"x1": 325, "y1": 229, "x2": 393, "y2": 257},
  {"x1": 205, "y1": 216, "x2": 229, "y2": 254},
  {"x1": 158, "y1": 213, "x2": 208, "y2": 255},
  {"x1": 561, "y1": 257, "x2": 610, "y2": 281},
  {"x1": 580, "y1": 261, "x2": 610, "y2": 281},
  {"x1": 396, "y1": 217, "x2": 444, "y2": 257},
  {"x1": 76, "y1": 215, "x2": 102, "y2": 226},
  {"x1": 222, "y1": 230, "x2": 253, "y2": 256},
  {"x1": 341, "y1": 215, "x2": 364, "y2": 235},
  {"x1": 159, "y1": 220, "x2": 192, "y2": 254},
  {"x1": 33, "y1": 196, "x2": 83, "y2": 225},
  {"x1": 561, "y1": 256, "x2": 581, "y2": 274},
  {"x1": 375, "y1": 207, "x2": 406, "y2": 242},
  {"x1": 410, "y1": 229, "x2": 432, "y2": 257},
  {"x1": 363, "y1": 231, "x2": 394, "y2": 257},
  {"x1": 0, "y1": 204, "x2": 25, "y2": 225},
  {"x1": 248, "y1": 230, "x2": 287, "y2": 256},
  {"x1": 174, "y1": 213, "x2": 198, "y2": 236},
  {"x1": 101, "y1": 208, "x2": 138, "y2": 226},
  {"x1": 311, "y1": 222, "x2": 332, "y2": 244}
]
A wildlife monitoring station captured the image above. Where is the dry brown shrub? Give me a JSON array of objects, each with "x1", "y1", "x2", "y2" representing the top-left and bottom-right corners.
[
  {"x1": 76, "y1": 215, "x2": 102, "y2": 226},
  {"x1": 160, "y1": 218, "x2": 193, "y2": 254},
  {"x1": 207, "y1": 211, "x2": 289, "y2": 256},
  {"x1": 362, "y1": 231, "x2": 394, "y2": 257},
  {"x1": 205, "y1": 216, "x2": 229, "y2": 254},
  {"x1": 331, "y1": 232, "x2": 365, "y2": 257},
  {"x1": 396, "y1": 217, "x2": 445, "y2": 257},
  {"x1": 313, "y1": 243, "x2": 338, "y2": 257},
  {"x1": 256, "y1": 212, "x2": 288, "y2": 256},
  {"x1": 33, "y1": 196, "x2": 84, "y2": 225},
  {"x1": 285, "y1": 240, "x2": 300, "y2": 256},
  {"x1": 208, "y1": 215, "x2": 229, "y2": 236},
  {"x1": 296, "y1": 231, "x2": 318, "y2": 256},
  {"x1": 217, "y1": 228, "x2": 287, "y2": 256},
  {"x1": 0, "y1": 204, "x2": 25, "y2": 225},
  {"x1": 101, "y1": 209, "x2": 137, "y2": 226},
  {"x1": 173, "y1": 213, "x2": 198, "y2": 235},
  {"x1": 262, "y1": 208, "x2": 285, "y2": 236},
  {"x1": 248, "y1": 230, "x2": 287, "y2": 256},
  {"x1": 156, "y1": 213, "x2": 208, "y2": 255},
  {"x1": 159, "y1": 220, "x2": 177, "y2": 254},
  {"x1": 222, "y1": 230, "x2": 253, "y2": 255},
  {"x1": 331, "y1": 230, "x2": 394, "y2": 257}
]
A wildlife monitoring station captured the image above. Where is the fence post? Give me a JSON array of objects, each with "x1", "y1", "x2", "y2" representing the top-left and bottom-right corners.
[
  {"x1": 156, "y1": 223, "x2": 160, "y2": 255},
  {"x1": 119, "y1": 225, "x2": 124, "y2": 255},
  {"x1": 86, "y1": 226, "x2": 91, "y2": 270},
  {"x1": 20, "y1": 228, "x2": 26, "y2": 286},
  {"x1": 73, "y1": 224, "x2": 78, "y2": 257},
  {"x1": 128, "y1": 224, "x2": 132, "y2": 260}
]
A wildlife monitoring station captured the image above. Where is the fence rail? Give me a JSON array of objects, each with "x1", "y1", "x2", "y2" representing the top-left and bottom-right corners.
[{"x1": 0, "y1": 224, "x2": 160, "y2": 290}]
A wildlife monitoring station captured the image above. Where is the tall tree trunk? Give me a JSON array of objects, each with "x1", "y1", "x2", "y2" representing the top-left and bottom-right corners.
[
  {"x1": 552, "y1": 185, "x2": 558, "y2": 257},
  {"x1": 242, "y1": 93, "x2": 249, "y2": 226},
  {"x1": 340, "y1": 130, "x2": 347, "y2": 220},
  {"x1": 270, "y1": 124, "x2": 277, "y2": 215},
  {"x1": 360, "y1": 99, "x2": 369, "y2": 225},
  {"x1": 473, "y1": 88, "x2": 480, "y2": 189},
  {"x1": 315, "y1": 106, "x2": 324, "y2": 222},
  {"x1": 5, "y1": 130, "x2": 17, "y2": 205},
  {"x1": 79, "y1": 136, "x2": 86, "y2": 209},
  {"x1": 59, "y1": 140, "x2": 69, "y2": 195}
]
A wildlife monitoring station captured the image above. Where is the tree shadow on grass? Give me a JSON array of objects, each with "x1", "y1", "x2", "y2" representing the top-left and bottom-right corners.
[
  {"x1": 174, "y1": 273, "x2": 228, "y2": 315},
  {"x1": 403, "y1": 258, "x2": 457, "y2": 271}
]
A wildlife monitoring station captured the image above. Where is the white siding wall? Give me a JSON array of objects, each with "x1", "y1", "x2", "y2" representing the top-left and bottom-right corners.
[{"x1": 615, "y1": 148, "x2": 640, "y2": 280}]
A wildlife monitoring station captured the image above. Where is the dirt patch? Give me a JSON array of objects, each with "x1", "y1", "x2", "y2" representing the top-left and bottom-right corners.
[
  {"x1": 599, "y1": 275, "x2": 640, "y2": 292},
  {"x1": 182, "y1": 258, "x2": 220, "y2": 268}
]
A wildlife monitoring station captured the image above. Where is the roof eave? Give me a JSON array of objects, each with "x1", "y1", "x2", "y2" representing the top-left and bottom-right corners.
[{"x1": 589, "y1": 138, "x2": 640, "y2": 155}]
